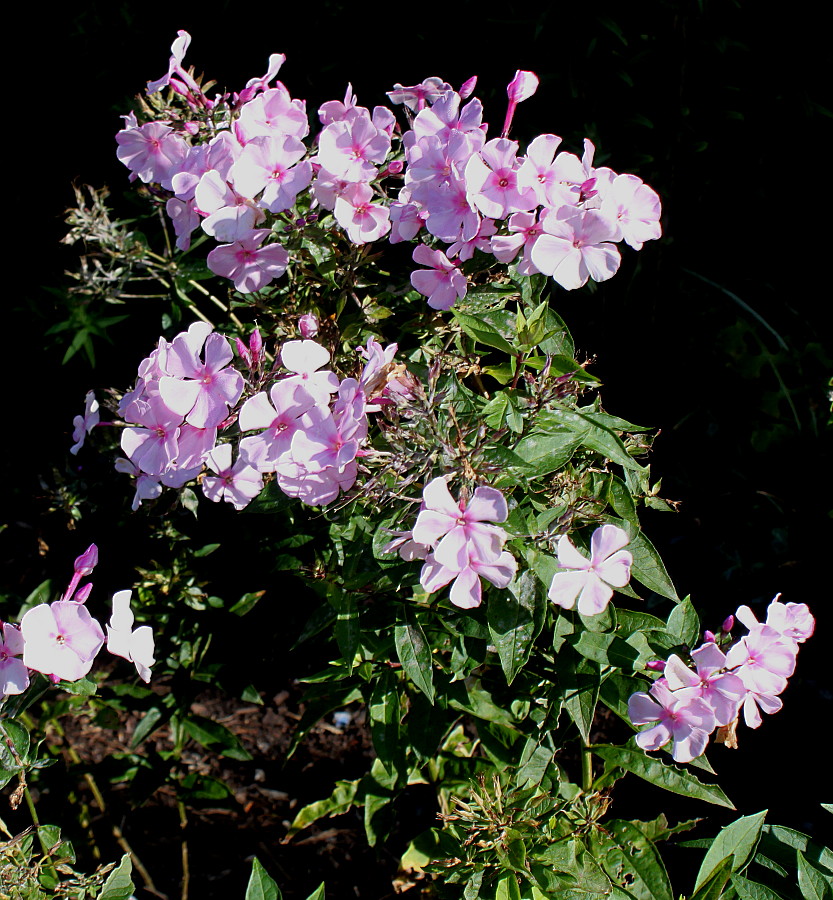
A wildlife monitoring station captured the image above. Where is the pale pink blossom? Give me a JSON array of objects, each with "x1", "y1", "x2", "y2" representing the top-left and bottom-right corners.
[
  {"x1": 735, "y1": 595, "x2": 815, "y2": 645},
  {"x1": 207, "y1": 230, "x2": 290, "y2": 293},
  {"x1": 334, "y1": 183, "x2": 391, "y2": 244},
  {"x1": 629, "y1": 680, "x2": 716, "y2": 763},
  {"x1": 280, "y1": 340, "x2": 340, "y2": 406},
  {"x1": 412, "y1": 476, "x2": 509, "y2": 571},
  {"x1": 663, "y1": 643, "x2": 746, "y2": 727},
  {"x1": 21, "y1": 601, "x2": 105, "y2": 683},
  {"x1": 0, "y1": 623, "x2": 29, "y2": 696},
  {"x1": 202, "y1": 443, "x2": 264, "y2": 510},
  {"x1": 599, "y1": 174, "x2": 662, "y2": 250},
  {"x1": 106, "y1": 590, "x2": 155, "y2": 683},
  {"x1": 410, "y1": 245, "x2": 467, "y2": 310},
  {"x1": 420, "y1": 548, "x2": 517, "y2": 609},
  {"x1": 70, "y1": 391, "x2": 100, "y2": 455},
  {"x1": 530, "y1": 208, "x2": 621, "y2": 290},
  {"x1": 548, "y1": 524, "x2": 632, "y2": 616},
  {"x1": 465, "y1": 138, "x2": 537, "y2": 220}
]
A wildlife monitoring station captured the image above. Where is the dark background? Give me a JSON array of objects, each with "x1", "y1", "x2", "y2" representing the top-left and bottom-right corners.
[{"x1": 4, "y1": 0, "x2": 830, "y2": 891}]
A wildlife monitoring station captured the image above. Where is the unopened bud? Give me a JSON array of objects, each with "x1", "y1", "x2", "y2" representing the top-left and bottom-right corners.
[
  {"x1": 75, "y1": 583, "x2": 93, "y2": 604},
  {"x1": 249, "y1": 326, "x2": 263, "y2": 364},
  {"x1": 459, "y1": 76, "x2": 478, "y2": 99},
  {"x1": 721, "y1": 615, "x2": 734, "y2": 633},
  {"x1": 384, "y1": 159, "x2": 404, "y2": 176},
  {"x1": 703, "y1": 630, "x2": 716, "y2": 643},
  {"x1": 299, "y1": 314, "x2": 319, "y2": 339},
  {"x1": 73, "y1": 544, "x2": 98, "y2": 576},
  {"x1": 234, "y1": 337, "x2": 251, "y2": 367},
  {"x1": 507, "y1": 70, "x2": 539, "y2": 104},
  {"x1": 645, "y1": 660, "x2": 666, "y2": 671}
]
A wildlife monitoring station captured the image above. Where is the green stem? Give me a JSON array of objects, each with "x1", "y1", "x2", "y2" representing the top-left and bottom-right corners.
[{"x1": 581, "y1": 739, "x2": 593, "y2": 792}]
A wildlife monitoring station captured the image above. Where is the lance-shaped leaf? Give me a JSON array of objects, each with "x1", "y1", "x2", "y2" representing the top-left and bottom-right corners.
[
  {"x1": 395, "y1": 608, "x2": 435, "y2": 702},
  {"x1": 693, "y1": 810, "x2": 767, "y2": 893},
  {"x1": 488, "y1": 570, "x2": 545, "y2": 684},
  {"x1": 557, "y1": 647, "x2": 600, "y2": 743},
  {"x1": 606, "y1": 517, "x2": 679, "y2": 601},
  {"x1": 591, "y1": 820, "x2": 674, "y2": 900},
  {"x1": 246, "y1": 858, "x2": 281, "y2": 900},
  {"x1": 594, "y1": 743, "x2": 734, "y2": 808}
]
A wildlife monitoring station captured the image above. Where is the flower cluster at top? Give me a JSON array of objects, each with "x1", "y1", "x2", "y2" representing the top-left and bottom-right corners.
[
  {"x1": 108, "y1": 319, "x2": 411, "y2": 512},
  {"x1": 628, "y1": 596, "x2": 814, "y2": 763},
  {"x1": 0, "y1": 546, "x2": 154, "y2": 699},
  {"x1": 115, "y1": 31, "x2": 661, "y2": 303}
]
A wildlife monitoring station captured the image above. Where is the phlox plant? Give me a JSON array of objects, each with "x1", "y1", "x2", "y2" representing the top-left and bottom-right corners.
[{"x1": 4, "y1": 29, "x2": 829, "y2": 900}]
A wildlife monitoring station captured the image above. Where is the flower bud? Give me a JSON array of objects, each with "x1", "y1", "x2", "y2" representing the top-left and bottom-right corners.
[
  {"x1": 721, "y1": 615, "x2": 734, "y2": 633},
  {"x1": 299, "y1": 314, "x2": 319, "y2": 339},
  {"x1": 703, "y1": 629, "x2": 716, "y2": 643},
  {"x1": 248, "y1": 327, "x2": 263, "y2": 365},
  {"x1": 645, "y1": 660, "x2": 666, "y2": 671},
  {"x1": 74, "y1": 544, "x2": 99, "y2": 576},
  {"x1": 459, "y1": 76, "x2": 478, "y2": 99},
  {"x1": 384, "y1": 160, "x2": 404, "y2": 176},
  {"x1": 234, "y1": 337, "x2": 251, "y2": 367},
  {"x1": 75, "y1": 583, "x2": 93, "y2": 604},
  {"x1": 507, "y1": 70, "x2": 539, "y2": 104}
]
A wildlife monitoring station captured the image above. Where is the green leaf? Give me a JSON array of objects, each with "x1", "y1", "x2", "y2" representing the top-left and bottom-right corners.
[
  {"x1": 231, "y1": 591, "x2": 266, "y2": 616},
  {"x1": 304, "y1": 884, "x2": 326, "y2": 900},
  {"x1": 394, "y1": 608, "x2": 435, "y2": 702},
  {"x1": 131, "y1": 706, "x2": 169, "y2": 748},
  {"x1": 488, "y1": 570, "x2": 544, "y2": 684},
  {"x1": 181, "y1": 715, "x2": 253, "y2": 760},
  {"x1": 600, "y1": 820, "x2": 674, "y2": 900},
  {"x1": 599, "y1": 672, "x2": 640, "y2": 723},
  {"x1": 0, "y1": 719, "x2": 31, "y2": 770},
  {"x1": 570, "y1": 631, "x2": 650, "y2": 671},
  {"x1": 798, "y1": 851, "x2": 832, "y2": 900},
  {"x1": 98, "y1": 854, "x2": 135, "y2": 900},
  {"x1": 731, "y1": 874, "x2": 786, "y2": 900},
  {"x1": 58, "y1": 676, "x2": 97, "y2": 696},
  {"x1": 759, "y1": 826, "x2": 833, "y2": 875},
  {"x1": 607, "y1": 517, "x2": 679, "y2": 601},
  {"x1": 246, "y1": 858, "x2": 282, "y2": 900},
  {"x1": 667, "y1": 598, "x2": 701, "y2": 647},
  {"x1": 692, "y1": 857, "x2": 734, "y2": 900},
  {"x1": 332, "y1": 588, "x2": 360, "y2": 672},
  {"x1": 609, "y1": 476, "x2": 638, "y2": 524},
  {"x1": 538, "y1": 307, "x2": 575, "y2": 357},
  {"x1": 694, "y1": 811, "x2": 767, "y2": 892},
  {"x1": 594, "y1": 743, "x2": 734, "y2": 808},
  {"x1": 285, "y1": 779, "x2": 360, "y2": 840},
  {"x1": 453, "y1": 310, "x2": 516, "y2": 354},
  {"x1": 369, "y1": 671, "x2": 404, "y2": 780},
  {"x1": 495, "y1": 873, "x2": 524, "y2": 900},
  {"x1": 556, "y1": 649, "x2": 599, "y2": 743},
  {"x1": 513, "y1": 428, "x2": 582, "y2": 477}
]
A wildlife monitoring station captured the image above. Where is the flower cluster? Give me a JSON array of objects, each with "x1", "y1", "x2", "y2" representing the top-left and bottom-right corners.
[
  {"x1": 628, "y1": 595, "x2": 814, "y2": 763},
  {"x1": 388, "y1": 476, "x2": 517, "y2": 609},
  {"x1": 109, "y1": 318, "x2": 409, "y2": 510},
  {"x1": 1, "y1": 546, "x2": 155, "y2": 696},
  {"x1": 115, "y1": 33, "x2": 661, "y2": 304}
]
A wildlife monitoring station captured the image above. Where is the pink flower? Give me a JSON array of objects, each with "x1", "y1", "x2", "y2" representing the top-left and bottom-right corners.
[
  {"x1": 334, "y1": 183, "x2": 391, "y2": 244},
  {"x1": 202, "y1": 443, "x2": 264, "y2": 510},
  {"x1": 21, "y1": 601, "x2": 105, "y2": 682},
  {"x1": 106, "y1": 590, "x2": 155, "y2": 683},
  {"x1": 115, "y1": 122, "x2": 188, "y2": 190},
  {"x1": 412, "y1": 476, "x2": 509, "y2": 571},
  {"x1": 663, "y1": 643, "x2": 746, "y2": 727},
  {"x1": 207, "y1": 230, "x2": 290, "y2": 294},
  {"x1": 280, "y1": 340, "x2": 340, "y2": 406},
  {"x1": 0, "y1": 623, "x2": 29, "y2": 696},
  {"x1": 735, "y1": 595, "x2": 815, "y2": 645},
  {"x1": 238, "y1": 381, "x2": 317, "y2": 472},
  {"x1": 530, "y1": 208, "x2": 621, "y2": 291},
  {"x1": 70, "y1": 391, "x2": 99, "y2": 455},
  {"x1": 159, "y1": 329, "x2": 244, "y2": 429},
  {"x1": 599, "y1": 174, "x2": 662, "y2": 250},
  {"x1": 548, "y1": 524, "x2": 632, "y2": 616},
  {"x1": 410, "y1": 245, "x2": 467, "y2": 310},
  {"x1": 420, "y1": 548, "x2": 517, "y2": 609},
  {"x1": 464, "y1": 138, "x2": 537, "y2": 220},
  {"x1": 628, "y1": 680, "x2": 716, "y2": 763},
  {"x1": 724, "y1": 623, "x2": 797, "y2": 697}
]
